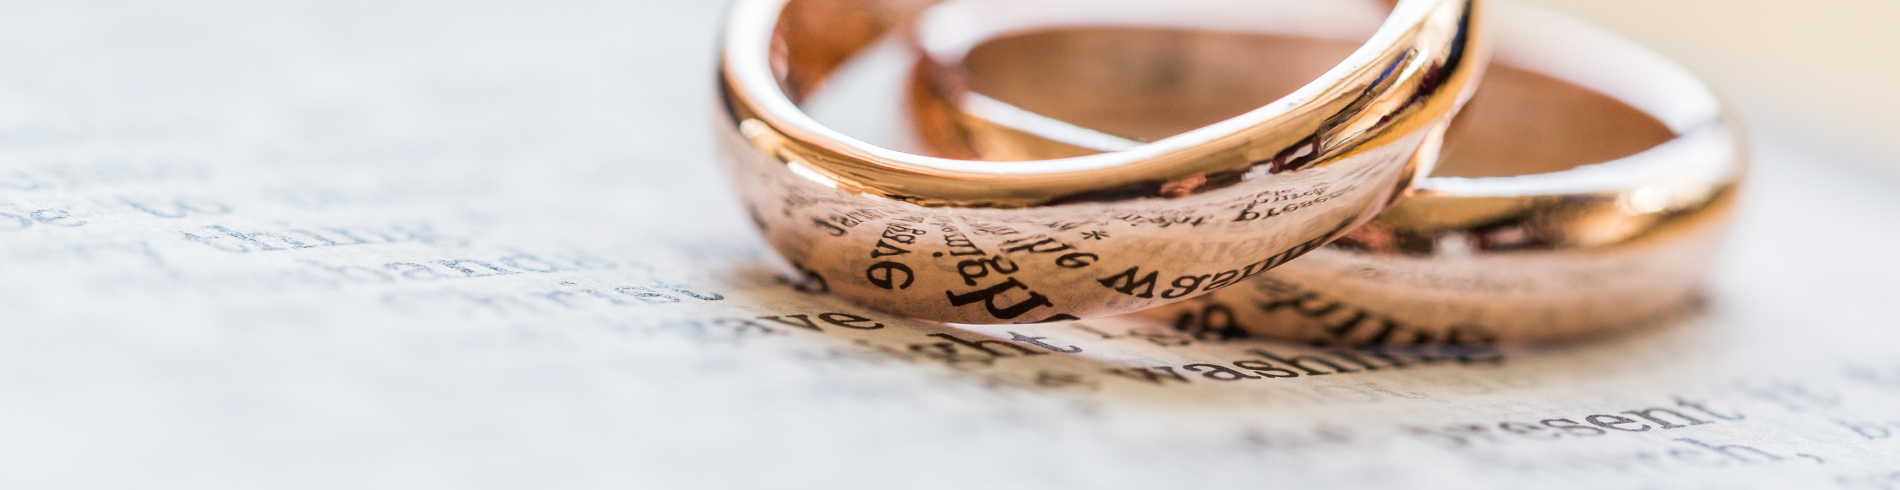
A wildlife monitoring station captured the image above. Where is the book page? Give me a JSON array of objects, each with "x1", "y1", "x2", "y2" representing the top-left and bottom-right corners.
[{"x1": 2, "y1": 1, "x2": 1898, "y2": 488}]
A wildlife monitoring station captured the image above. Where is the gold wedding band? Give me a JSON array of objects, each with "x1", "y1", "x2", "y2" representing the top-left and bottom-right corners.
[
  {"x1": 908, "y1": 3, "x2": 1743, "y2": 344},
  {"x1": 716, "y1": 0, "x2": 1486, "y2": 323}
]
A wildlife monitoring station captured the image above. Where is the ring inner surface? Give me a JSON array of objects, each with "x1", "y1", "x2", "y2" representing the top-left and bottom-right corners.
[
  {"x1": 1434, "y1": 67, "x2": 1675, "y2": 178},
  {"x1": 771, "y1": 0, "x2": 1395, "y2": 112},
  {"x1": 950, "y1": 26, "x2": 1677, "y2": 176},
  {"x1": 960, "y1": 29, "x2": 1361, "y2": 144}
]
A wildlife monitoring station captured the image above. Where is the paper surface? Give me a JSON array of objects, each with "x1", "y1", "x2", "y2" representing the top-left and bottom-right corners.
[{"x1": 3, "y1": 1, "x2": 1899, "y2": 488}]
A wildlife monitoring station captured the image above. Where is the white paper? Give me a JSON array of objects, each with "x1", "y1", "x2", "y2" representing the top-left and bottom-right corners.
[{"x1": 2, "y1": 1, "x2": 1899, "y2": 489}]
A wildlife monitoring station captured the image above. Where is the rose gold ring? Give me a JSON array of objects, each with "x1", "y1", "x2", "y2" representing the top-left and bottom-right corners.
[
  {"x1": 908, "y1": 3, "x2": 1742, "y2": 344},
  {"x1": 715, "y1": 0, "x2": 1486, "y2": 323}
]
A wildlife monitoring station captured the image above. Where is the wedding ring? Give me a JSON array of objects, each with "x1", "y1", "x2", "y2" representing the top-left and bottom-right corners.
[
  {"x1": 716, "y1": 0, "x2": 1486, "y2": 323},
  {"x1": 908, "y1": 3, "x2": 1743, "y2": 343}
]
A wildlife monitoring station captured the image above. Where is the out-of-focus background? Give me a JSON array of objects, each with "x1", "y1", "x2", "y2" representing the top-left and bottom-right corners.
[{"x1": 1518, "y1": 0, "x2": 1900, "y2": 177}]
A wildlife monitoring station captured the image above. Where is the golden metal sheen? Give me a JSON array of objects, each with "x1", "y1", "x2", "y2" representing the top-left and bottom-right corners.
[
  {"x1": 909, "y1": 3, "x2": 1743, "y2": 344},
  {"x1": 716, "y1": 0, "x2": 1487, "y2": 323}
]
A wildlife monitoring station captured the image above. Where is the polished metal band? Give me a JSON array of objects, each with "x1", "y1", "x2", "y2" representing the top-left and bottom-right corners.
[
  {"x1": 908, "y1": 3, "x2": 1742, "y2": 344},
  {"x1": 716, "y1": 0, "x2": 1486, "y2": 323}
]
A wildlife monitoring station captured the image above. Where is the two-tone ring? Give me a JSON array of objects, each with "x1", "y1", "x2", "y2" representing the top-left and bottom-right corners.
[{"x1": 903, "y1": 2, "x2": 1742, "y2": 344}]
